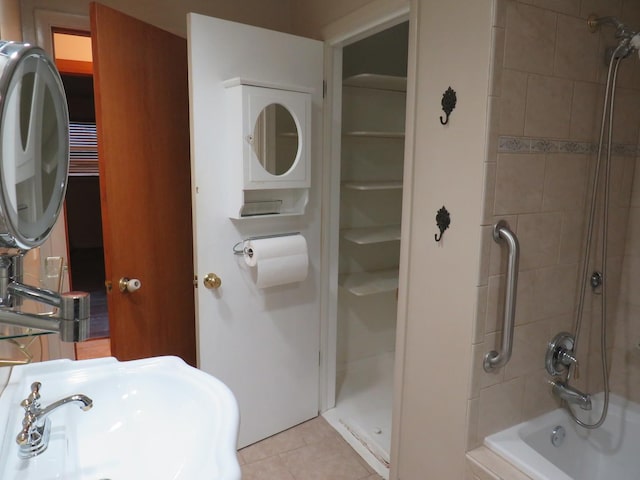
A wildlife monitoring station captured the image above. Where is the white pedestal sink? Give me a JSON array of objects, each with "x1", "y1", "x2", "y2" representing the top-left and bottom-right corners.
[{"x1": 0, "y1": 356, "x2": 241, "y2": 479}]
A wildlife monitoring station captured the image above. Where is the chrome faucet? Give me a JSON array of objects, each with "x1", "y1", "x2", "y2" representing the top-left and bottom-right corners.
[
  {"x1": 15, "y1": 381, "x2": 93, "y2": 458},
  {"x1": 0, "y1": 254, "x2": 90, "y2": 342},
  {"x1": 552, "y1": 380, "x2": 592, "y2": 410}
]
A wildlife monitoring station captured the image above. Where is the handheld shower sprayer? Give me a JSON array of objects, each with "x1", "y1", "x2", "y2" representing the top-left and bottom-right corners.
[{"x1": 588, "y1": 14, "x2": 640, "y2": 61}]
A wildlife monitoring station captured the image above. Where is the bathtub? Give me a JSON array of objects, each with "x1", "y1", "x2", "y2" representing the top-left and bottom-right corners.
[{"x1": 484, "y1": 393, "x2": 640, "y2": 480}]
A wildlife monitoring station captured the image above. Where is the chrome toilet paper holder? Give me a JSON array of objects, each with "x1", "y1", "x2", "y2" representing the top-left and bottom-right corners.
[{"x1": 232, "y1": 232, "x2": 300, "y2": 257}]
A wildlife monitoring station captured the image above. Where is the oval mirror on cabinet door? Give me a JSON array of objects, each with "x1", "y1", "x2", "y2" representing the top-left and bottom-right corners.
[
  {"x1": 251, "y1": 103, "x2": 299, "y2": 176},
  {"x1": 0, "y1": 41, "x2": 69, "y2": 249}
]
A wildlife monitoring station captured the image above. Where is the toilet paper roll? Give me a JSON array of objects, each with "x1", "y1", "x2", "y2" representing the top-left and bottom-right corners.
[{"x1": 244, "y1": 235, "x2": 309, "y2": 288}]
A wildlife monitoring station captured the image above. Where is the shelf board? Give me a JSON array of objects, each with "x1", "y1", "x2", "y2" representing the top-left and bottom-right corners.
[
  {"x1": 342, "y1": 180, "x2": 403, "y2": 191},
  {"x1": 343, "y1": 74, "x2": 407, "y2": 92},
  {"x1": 342, "y1": 225, "x2": 401, "y2": 244},
  {"x1": 343, "y1": 131, "x2": 404, "y2": 139},
  {"x1": 339, "y1": 269, "x2": 399, "y2": 296}
]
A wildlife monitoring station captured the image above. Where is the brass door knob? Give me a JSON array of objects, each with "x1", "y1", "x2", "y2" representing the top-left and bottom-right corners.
[{"x1": 203, "y1": 273, "x2": 222, "y2": 289}]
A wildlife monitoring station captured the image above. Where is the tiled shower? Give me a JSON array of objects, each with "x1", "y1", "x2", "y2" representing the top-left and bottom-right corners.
[{"x1": 468, "y1": 0, "x2": 640, "y2": 449}]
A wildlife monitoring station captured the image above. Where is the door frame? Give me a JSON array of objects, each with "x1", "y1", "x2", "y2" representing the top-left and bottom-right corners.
[{"x1": 318, "y1": 0, "x2": 417, "y2": 476}]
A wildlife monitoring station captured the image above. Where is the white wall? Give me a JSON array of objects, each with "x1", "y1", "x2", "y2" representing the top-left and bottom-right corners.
[
  {"x1": 391, "y1": 0, "x2": 492, "y2": 478},
  {"x1": 0, "y1": 0, "x2": 22, "y2": 39}
]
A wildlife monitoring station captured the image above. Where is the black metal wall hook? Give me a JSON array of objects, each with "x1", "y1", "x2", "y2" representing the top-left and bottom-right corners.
[
  {"x1": 435, "y1": 206, "x2": 450, "y2": 242},
  {"x1": 440, "y1": 87, "x2": 457, "y2": 125}
]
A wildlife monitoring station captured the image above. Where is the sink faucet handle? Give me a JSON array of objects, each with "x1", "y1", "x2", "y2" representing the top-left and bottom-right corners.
[
  {"x1": 30, "y1": 382, "x2": 41, "y2": 395},
  {"x1": 20, "y1": 382, "x2": 42, "y2": 412},
  {"x1": 28, "y1": 382, "x2": 41, "y2": 401}
]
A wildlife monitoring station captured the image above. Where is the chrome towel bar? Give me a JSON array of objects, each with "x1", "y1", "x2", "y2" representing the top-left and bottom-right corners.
[{"x1": 484, "y1": 220, "x2": 519, "y2": 372}]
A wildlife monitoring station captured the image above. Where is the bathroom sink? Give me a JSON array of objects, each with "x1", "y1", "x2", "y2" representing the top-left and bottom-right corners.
[{"x1": 0, "y1": 356, "x2": 241, "y2": 479}]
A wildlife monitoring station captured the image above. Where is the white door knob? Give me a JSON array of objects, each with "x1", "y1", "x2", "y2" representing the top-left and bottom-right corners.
[{"x1": 119, "y1": 277, "x2": 141, "y2": 293}]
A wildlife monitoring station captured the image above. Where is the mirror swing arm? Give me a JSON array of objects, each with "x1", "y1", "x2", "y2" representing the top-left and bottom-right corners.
[{"x1": 0, "y1": 41, "x2": 90, "y2": 342}]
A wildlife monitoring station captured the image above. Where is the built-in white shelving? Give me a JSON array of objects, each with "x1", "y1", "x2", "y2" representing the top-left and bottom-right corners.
[
  {"x1": 339, "y1": 269, "x2": 399, "y2": 296},
  {"x1": 342, "y1": 225, "x2": 401, "y2": 245},
  {"x1": 342, "y1": 181, "x2": 402, "y2": 191},
  {"x1": 342, "y1": 73, "x2": 407, "y2": 92},
  {"x1": 339, "y1": 72, "x2": 405, "y2": 299}
]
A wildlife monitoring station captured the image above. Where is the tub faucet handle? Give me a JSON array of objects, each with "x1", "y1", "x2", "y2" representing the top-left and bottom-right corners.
[
  {"x1": 572, "y1": 359, "x2": 580, "y2": 379},
  {"x1": 546, "y1": 332, "x2": 579, "y2": 377}
]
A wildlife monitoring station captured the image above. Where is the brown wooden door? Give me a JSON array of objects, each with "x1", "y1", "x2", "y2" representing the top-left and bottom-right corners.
[{"x1": 91, "y1": 3, "x2": 196, "y2": 365}]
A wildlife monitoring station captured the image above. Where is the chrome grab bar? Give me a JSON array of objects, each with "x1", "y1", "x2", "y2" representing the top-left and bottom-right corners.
[{"x1": 484, "y1": 220, "x2": 519, "y2": 372}]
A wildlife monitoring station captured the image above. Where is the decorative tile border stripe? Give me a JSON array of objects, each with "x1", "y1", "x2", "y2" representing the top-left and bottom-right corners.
[{"x1": 498, "y1": 136, "x2": 639, "y2": 157}]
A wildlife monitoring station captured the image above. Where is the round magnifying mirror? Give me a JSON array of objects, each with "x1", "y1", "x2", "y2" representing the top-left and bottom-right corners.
[
  {"x1": 252, "y1": 103, "x2": 299, "y2": 176},
  {"x1": 0, "y1": 41, "x2": 69, "y2": 249}
]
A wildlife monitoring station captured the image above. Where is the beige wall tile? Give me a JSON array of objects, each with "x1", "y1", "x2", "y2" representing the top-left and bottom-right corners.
[
  {"x1": 570, "y1": 81, "x2": 600, "y2": 141},
  {"x1": 467, "y1": 448, "x2": 533, "y2": 480},
  {"x1": 466, "y1": 454, "x2": 501, "y2": 480},
  {"x1": 608, "y1": 206, "x2": 631, "y2": 258},
  {"x1": 487, "y1": 97, "x2": 501, "y2": 164},
  {"x1": 475, "y1": 286, "x2": 489, "y2": 344},
  {"x1": 519, "y1": 0, "x2": 580, "y2": 16},
  {"x1": 610, "y1": 157, "x2": 636, "y2": 208},
  {"x1": 494, "y1": 154, "x2": 545, "y2": 214},
  {"x1": 559, "y1": 211, "x2": 586, "y2": 265},
  {"x1": 631, "y1": 163, "x2": 640, "y2": 207},
  {"x1": 482, "y1": 163, "x2": 498, "y2": 226},
  {"x1": 580, "y1": 0, "x2": 622, "y2": 19},
  {"x1": 547, "y1": 312, "x2": 575, "y2": 334},
  {"x1": 504, "y1": 2, "x2": 557, "y2": 75},
  {"x1": 504, "y1": 321, "x2": 552, "y2": 380},
  {"x1": 513, "y1": 269, "x2": 537, "y2": 325},
  {"x1": 542, "y1": 154, "x2": 589, "y2": 211},
  {"x1": 625, "y1": 211, "x2": 640, "y2": 258},
  {"x1": 622, "y1": 0, "x2": 640, "y2": 27},
  {"x1": 622, "y1": 256, "x2": 640, "y2": 307},
  {"x1": 499, "y1": 69, "x2": 527, "y2": 136},
  {"x1": 479, "y1": 226, "x2": 493, "y2": 286},
  {"x1": 612, "y1": 88, "x2": 640, "y2": 144},
  {"x1": 517, "y1": 213, "x2": 563, "y2": 270},
  {"x1": 470, "y1": 333, "x2": 505, "y2": 398},
  {"x1": 477, "y1": 377, "x2": 526, "y2": 439},
  {"x1": 522, "y1": 368, "x2": 559, "y2": 418},
  {"x1": 524, "y1": 75, "x2": 573, "y2": 138},
  {"x1": 554, "y1": 14, "x2": 600, "y2": 81},
  {"x1": 493, "y1": 0, "x2": 507, "y2": 28},
  {"x1": 490, "y1": 27, "x2": 506, "y2": 97},
  {"x1": 466, "y1": 397, "x2": 481, "y2": 450},
  {"x1": 534, "y1": 264, "x2": 579, "y2": 318}
]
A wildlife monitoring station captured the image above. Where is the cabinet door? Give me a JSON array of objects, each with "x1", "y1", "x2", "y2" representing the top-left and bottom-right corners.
[{"x1": 188, "y1": 14, "x2": 323, "y2": 447}]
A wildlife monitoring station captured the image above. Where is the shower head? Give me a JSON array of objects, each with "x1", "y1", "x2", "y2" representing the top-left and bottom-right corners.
[
  {"x1": 587, "y1": 14, "x2": 625, "y2": 34},
  {"x1": 588, "y1": 14, "x2": 640, "y2": 62}
]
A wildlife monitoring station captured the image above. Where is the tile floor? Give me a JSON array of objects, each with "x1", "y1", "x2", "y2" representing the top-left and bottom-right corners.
[{"x1": 238, "y1": 416, "x2": 384, "y2": 480}]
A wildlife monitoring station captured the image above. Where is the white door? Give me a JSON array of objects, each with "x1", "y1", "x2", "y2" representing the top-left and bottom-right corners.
[{"x1": 187, "y1": 14, "x2": 324, "y2": 448}]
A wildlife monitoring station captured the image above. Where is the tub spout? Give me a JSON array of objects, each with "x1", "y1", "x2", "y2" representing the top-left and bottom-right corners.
[{"x1": 552, "y1": 380, "x2": 592, "y2": 410}]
